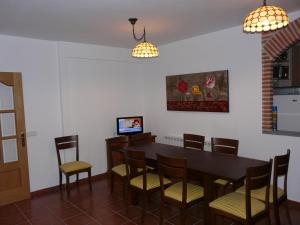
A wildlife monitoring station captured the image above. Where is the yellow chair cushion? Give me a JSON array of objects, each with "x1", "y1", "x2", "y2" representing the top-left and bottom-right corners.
[
  {"x1": 112, "y1": 164, "x2": 127, "y2": 177},
  {"x1": 235, "y1": 185, "x2": 285, "y2": 203},
  {"x1": 209, "y1": 192, "x2": 265, "y2": 219},
  {"x1": 130, "y1": 173, "x2": 171, "y2": 190},
  {"x1": 214, "y1": 179, "x2": 230, "y2": 186},
  {"x1": 111, "y1": 164, "x2": 153, "y2": 177},
  {"x1": 60, "y1": 161, "x2": 92, "y2": 173},
  {"x1": 164, "y1": 182, "x2": 204, "y2": 203}
]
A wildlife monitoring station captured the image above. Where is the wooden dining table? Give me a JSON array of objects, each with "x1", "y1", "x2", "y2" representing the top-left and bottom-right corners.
[{"x1": 125, "y1": 142, "x2": 267, "y2": 225}]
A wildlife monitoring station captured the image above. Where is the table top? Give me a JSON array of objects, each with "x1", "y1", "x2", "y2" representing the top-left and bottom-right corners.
[{"x1": 126, "y1": 142, "x2": 267, "y2": 182}]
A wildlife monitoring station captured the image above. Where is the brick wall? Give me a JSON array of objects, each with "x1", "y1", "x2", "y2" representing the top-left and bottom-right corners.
[{"x1": 262, "y1": 18, "x2": 300, "y2": 132}]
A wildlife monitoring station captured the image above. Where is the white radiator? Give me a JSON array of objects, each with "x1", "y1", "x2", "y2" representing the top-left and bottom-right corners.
[{"x1": 163, "y1": 134, "x2": 211, "y2": 151}]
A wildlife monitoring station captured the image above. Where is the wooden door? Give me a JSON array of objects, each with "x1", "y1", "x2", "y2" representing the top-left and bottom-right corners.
[{"x1": 0, "y1": 72, "x2": 30, "y2": 205}]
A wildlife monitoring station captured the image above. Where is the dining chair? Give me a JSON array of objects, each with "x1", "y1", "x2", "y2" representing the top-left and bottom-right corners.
[
  {"x1": 211, "y1": 137, "x2": 239, "y2": 194},
  {"x1": 236, "y1": 149, "x2": 292, "y2": 225},
  {"x1": 183, "y1": 133, "x2": 205, "y2": 151},
  {"x1": 209, "y1": 159, "x2": 273, "y2": 225},
  {"x1": 157, "y1": 154, "x2": 204, "y2": 225},
  {"x1": 54, "y1": 135, "x2": 92, "y2": 195},
  {"x1": 105, "y1": 136, "x2": 129, "y2": 198},
  {"x1": 125, "y1": 150, "x2": 171, "y2": 224},
  {"x1": 129, "y1": 132, "x2": 153, "y2": 146}
]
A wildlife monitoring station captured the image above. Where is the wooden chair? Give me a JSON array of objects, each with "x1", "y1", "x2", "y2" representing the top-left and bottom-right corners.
[
  {"x1": 126, "y1": 150, "x2": 171, "y2": 224},
  {"x1": 209, "y1": 159, "x2": 273, "y2": 225},
  {"x1": 183, "y1": 133, "x2": 205, "y2": 151},
  {"x1": 157, "y1": 154, "x2": 204, "y2": 225},
  {"x1": 130, "y1": 132, "x2": 153, "y2": 146},
  {"x1": 54, "y1": 135, "x2": 92, "y2": 195},
  {"x1": 105, "y1": 136, "x2": 129, "y2": 198},
  {"x1": 211, "y1": 137, "x2": 239, "y2": 192},
  {"x1": 236, "y1": 149, "x2": 292, "y2": 225}
]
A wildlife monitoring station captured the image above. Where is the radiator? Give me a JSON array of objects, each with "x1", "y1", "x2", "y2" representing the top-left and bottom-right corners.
[{"x1": 163, "y1": 134, "x2": 211, "y2": 151}]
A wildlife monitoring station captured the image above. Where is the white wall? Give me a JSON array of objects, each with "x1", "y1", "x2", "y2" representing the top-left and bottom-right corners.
[
  {"x1": 58, "y1": 42, "x2": 145, "y2": 178},
  {"x1": 0, "y1": 36, "x2": 146, "y2": 190},
  {"x1": 0, "y1": 35, "x2": 62, "y2": 191},
  {"x1": 143, "y1": 11, "x2": 300, "y2": 202}
]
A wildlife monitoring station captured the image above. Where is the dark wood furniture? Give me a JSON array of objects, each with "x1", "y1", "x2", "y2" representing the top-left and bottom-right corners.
[
  {"x1": 125, "y1": 142, "x2": 267, "y2": 225},
  {"x1": 129, "y1": 132, "x2": 153, "y2": 146},
  {"x1": 157, "y1": 154, "x2": 204, "y2": 225},
  {"x1": 236, "y1": 149, "x2": 292, "y2": 225},
  {"x1": 209, "y1": 159, "x2": 273, "y2": 225},
  {"x1": 211, "y1": 137, "x2": 239, "y2": 155},
  {"x1": 54, "y1": 135, "x2": 92, "y2": 195},
  {"x1": 105, "y1": 136, "x2": 129, "y2": 198},
  {"x1": 211, "y1": 137, "x2": 239, "y2": 194},
  {"x1": 273, "y1": 149, "x2": 292, "y2": 225},
  {"x1": 125, "y1": 150, "x2": 170, "y2": 224},
  {"x1": 183, "y1": 133, "x2": 205, "y2": 151}
]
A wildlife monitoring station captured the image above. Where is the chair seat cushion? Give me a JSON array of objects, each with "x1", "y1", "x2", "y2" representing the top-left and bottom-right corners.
[
  {"x1": 60, "y1": 161, "x2": 92, "y2": 173},
  {"x1": 209, "y1": 192, "x2": 265, "y2": 219},
  {"x1": 164, "y1": 182, "x2": 204, "y2": 203},
  {"x1": 112, "y1": 164, "x2": 128, "y2": 177},
  {"x1": 235, "y1": 185, "x2": 285, "y2": 203},
  {"x1": 130, "y1": 173, "x2": 171, "y2": 190},
  {"x1": 214, "y1": 179, "x2": 230, "y2": 186},
  {"x1": 111, "y1": 164, "x2": 153, "y2": 177}
]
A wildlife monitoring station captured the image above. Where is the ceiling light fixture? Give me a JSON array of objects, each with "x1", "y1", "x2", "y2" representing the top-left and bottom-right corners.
[
  {"x1": 243, "y1": 0, "x2": 289, "y2": 33},
  {"x1": 128, "y1": 18, "x2": 159, "y2": 58}
]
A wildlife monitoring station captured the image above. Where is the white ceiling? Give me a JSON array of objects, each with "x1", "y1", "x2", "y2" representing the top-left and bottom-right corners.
[{"x1": 0, "y1": 0, "x2": 299, "y2": 48}]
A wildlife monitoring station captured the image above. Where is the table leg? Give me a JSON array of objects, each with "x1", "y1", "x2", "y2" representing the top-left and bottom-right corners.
[{"x1": 204, "y1": 174, "x2": 214, "y2": 225}]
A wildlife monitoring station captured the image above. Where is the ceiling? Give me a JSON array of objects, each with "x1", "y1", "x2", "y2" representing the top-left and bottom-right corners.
[{"x1": 0, "y1": 0, "x2": 299, "y2": 48}]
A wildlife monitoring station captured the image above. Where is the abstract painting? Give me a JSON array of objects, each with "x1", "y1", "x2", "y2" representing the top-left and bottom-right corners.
[{"x1": 166, "y1": 70, "x2": 229, "y2": 112}]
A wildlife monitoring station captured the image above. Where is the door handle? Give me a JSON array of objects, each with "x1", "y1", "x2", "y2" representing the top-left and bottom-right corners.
[{"x1": 21, "y1": 132, "x2": 26, "y2": 147}]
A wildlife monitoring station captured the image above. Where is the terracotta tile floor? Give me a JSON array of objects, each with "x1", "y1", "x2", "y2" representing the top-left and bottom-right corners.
[{"x1": 1, "y1": 179, "x2": 299, "y2": 225}]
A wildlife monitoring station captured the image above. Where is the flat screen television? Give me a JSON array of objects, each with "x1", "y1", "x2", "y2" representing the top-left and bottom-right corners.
[{"x1": 117, "y1": 116, "x2": 143, "y2": 135}]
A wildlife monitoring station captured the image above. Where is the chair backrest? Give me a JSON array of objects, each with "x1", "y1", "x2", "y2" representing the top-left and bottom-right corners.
[
  {"x1": 157, "y1": 154, "x2": 188, "y2": 204},
  {"x1": 183, "y1": 133, "x2": 205, "y2": 151},
  {"x1": 105, "y1": 136, "x2": 129, "y2": 171},
  {"x1": 130, "y1": 132, "x2": 152, "y2": 146},
  {"x1": 54, "y1": 135, "x2": 79, "y2": 166},
  {"x1": 273, "y1": 149, "x2": 290, "y2": 200},
  {"x1": 126, "y1": 150, "x2": 146, "y2": 180},
  {"x1": 211, "y1": 137, "x2": 239, "y2": 156},
  {"x1": 245, "y1": 159, "x2": 273, "y2": 220}
]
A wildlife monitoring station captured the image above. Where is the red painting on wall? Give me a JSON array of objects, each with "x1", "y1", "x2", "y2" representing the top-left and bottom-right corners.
[{"x1": 166, "y1": 70, "x2": 229, "y2": 112}]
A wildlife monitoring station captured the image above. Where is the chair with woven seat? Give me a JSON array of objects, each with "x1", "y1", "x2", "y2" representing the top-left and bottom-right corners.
[
  {"x1": 236, "y1": 149, "x2": 292, "y2": 225},
  {"x1": 129, "y1": 132, "x2": 153, "y2": 146},
  {"x1": 126, "y1": 150, "x2": 171, "y2": 224},
  {"x1": 55, "y1": 135, "x2": 92, "y2": 195},
  {"x1": 211, "y1": 137, "x2": 239, "y2": 193},
  {"x1": 183, "y1": 133, "x2": 205, "y2": 151},
  {"x1": 105, "y1": 136, "x2": 129, "y2": 198},
  {"x1": 209, "y1": 159, "x2": 273, "y2": 225},
  {"x1": 157, "y1": 154, "x2": 204, "y2": 225}
]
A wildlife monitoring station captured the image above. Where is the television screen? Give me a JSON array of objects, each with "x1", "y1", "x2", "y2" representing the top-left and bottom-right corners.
[{"x1": 117, "y1": 116, "x2": 143, "y2": 135}]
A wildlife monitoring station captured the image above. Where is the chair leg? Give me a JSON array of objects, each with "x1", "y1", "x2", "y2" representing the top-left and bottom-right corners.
[
  {"x1": 141, "y1": 192, "x2": 146, "y2": 224},
  {"x1": 180, "y1": 208, "x2": 186, "y2": 225},
  {"x1": 76, "y1": 173, "x2": 79, "y2": 186},
  {"x1": 66, "y1": 175, "x2": 70, "y2": 196},
  {"x1": 285, "y1": 201, "x2": 293, "y2": 225},
  {"x1": 122, "y1": 179, "x2": 126, "y2": 200},
  {"x1": 59, "y1": 171, "x2": 62, "y2": 190},
  {"x1": 110, "y1": 172, "x2": 114, "y2": 194},
  {"x1": 88, "y1": 169, "x2": 92, "y2": 191},
  {"x1": 159, "y1": 201, "x2": 164, "y2": 225},
  {"x1": 274, "y1": 204, "x2": 281, "y2": 225},
  {"x1": 211, "y1": 211, "x2": 216, "y2": 225}
]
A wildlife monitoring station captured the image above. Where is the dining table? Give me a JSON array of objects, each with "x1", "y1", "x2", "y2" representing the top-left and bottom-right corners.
[{"x1": 125, "y1": 142, "x2": 267, "y2": 225}]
